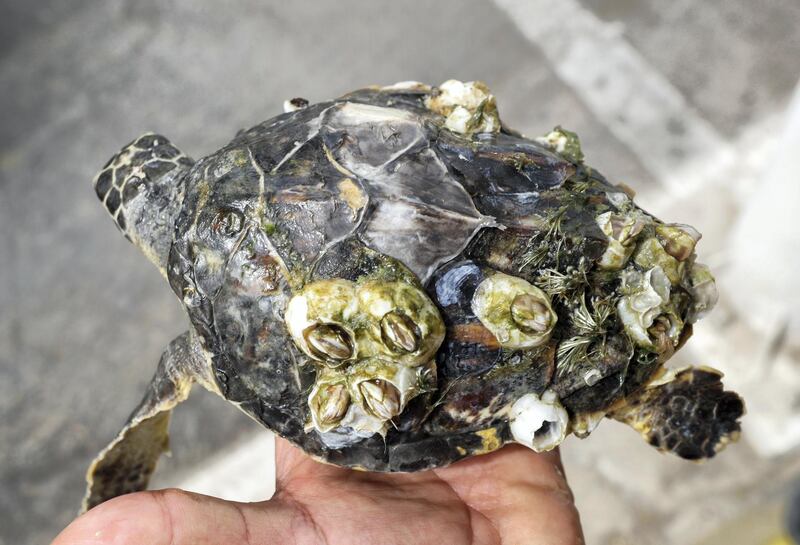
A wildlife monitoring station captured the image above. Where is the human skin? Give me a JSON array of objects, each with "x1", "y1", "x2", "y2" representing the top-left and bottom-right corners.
[{"x1": 52, "y1": 438, "x2": 584, "y2": 545}]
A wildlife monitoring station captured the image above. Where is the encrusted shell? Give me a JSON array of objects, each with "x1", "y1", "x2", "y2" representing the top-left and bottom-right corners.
[{"x1": 157, "y1": 79, "x2": 740, "y2": 471}]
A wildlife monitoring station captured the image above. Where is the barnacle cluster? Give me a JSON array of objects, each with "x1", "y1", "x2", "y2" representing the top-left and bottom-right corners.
[
  {"x1": 530, "y1": 131, "x2": 715, "y2": 364},
  {"x1": 470, "y1": 128, "x2": 719, "y2": 452},
  {"x1": 285, "y1": 278, "x2": 444, "y2": 445}
]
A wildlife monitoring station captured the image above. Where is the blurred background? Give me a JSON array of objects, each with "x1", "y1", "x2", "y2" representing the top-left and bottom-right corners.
[{"x1": 2, "y1": 1, "x2": 800, "y2": 543}]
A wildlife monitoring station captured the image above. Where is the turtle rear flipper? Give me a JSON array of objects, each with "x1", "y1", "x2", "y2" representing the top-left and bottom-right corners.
[
  {"x1": 610, "y1": 367, "x2": 745, "y2": 460},
  {"x1": 82, "y1": 332, "x2": 202, "y2": 512},
  {"x1": 93, "y1": 133, "x2": 194, "y2": 277}
]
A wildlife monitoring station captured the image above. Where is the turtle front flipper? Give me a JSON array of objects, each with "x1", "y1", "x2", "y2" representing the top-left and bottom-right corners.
[
  {"x1": 609, "y1": 367, "x2": 745, "y2": 460},
  {"x1": 82, "y1": 332, "x2": 203, "y2": 512},
  {"x1": 93, "y1": 133, "x2": 194, "y2": 277}
]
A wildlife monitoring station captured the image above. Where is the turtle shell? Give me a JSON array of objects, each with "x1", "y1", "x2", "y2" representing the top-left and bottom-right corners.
[{"x1": 163, "y1": 82, "x2": 733, "y2": 470}]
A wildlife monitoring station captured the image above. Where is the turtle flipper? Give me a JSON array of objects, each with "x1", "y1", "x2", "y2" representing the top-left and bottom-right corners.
[
  {"x1": 609, "y1": 367, "x2": 745, "y2": 460},
  {"x1": 82, "y1": 332, "x2": 201, "y2": 512}
]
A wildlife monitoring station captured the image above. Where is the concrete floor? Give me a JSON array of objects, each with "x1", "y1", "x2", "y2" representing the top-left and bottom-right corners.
[{"x1": 1, "y1": 1, "x2": 799, "y2": 544}]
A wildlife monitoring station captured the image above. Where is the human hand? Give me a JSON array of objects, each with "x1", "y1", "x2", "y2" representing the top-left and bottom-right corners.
[{"x1": 52, "y1": 437, "x2": 583, "y2": 545}]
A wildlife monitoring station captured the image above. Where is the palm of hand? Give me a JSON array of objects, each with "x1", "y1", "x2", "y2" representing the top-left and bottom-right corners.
[{"x1": 53, "y1": 439, "x2": 583, "y2": 545}]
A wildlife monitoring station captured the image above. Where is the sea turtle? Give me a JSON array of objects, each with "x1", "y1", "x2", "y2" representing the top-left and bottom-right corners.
[{"x1": 84, "y1": 80, "x2": 744, "y2": 512}]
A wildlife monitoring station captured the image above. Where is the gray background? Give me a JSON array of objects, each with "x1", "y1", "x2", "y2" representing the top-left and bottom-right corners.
[{"x1": 2, "y1": 1, "x2": 800, "y2": 544}]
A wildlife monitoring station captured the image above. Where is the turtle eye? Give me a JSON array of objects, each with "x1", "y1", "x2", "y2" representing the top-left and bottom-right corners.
[
  {"x1": 212, "y1": 208, "x2": 244, "y2": 236},
  {"x1": 380, "y1": 311, "x2": 421, "y2": 353},
  {"x1": 303, "y1": 323, "x2": 355, "y2": 365}
]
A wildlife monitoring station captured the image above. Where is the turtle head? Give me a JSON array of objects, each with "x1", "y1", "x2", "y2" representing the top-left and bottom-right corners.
[{"x1": 93, "y1": 133, "x2": 194, "y2": 277}]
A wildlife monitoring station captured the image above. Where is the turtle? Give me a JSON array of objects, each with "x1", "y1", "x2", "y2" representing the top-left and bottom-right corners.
[{"x1": 83, "y1": 79, "x2": 745, "y2": 512}]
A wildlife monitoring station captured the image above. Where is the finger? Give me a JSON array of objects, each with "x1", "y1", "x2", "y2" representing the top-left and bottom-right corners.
[
  {"x1": 435, "y1": 445, "x2": 584, "y2": 545},
  {"x1": 435, "y1": 444, "x2": 569, "y2": 500},
  {"x1": 50, "y1": 488, "x2": 310, "y2": 545}
]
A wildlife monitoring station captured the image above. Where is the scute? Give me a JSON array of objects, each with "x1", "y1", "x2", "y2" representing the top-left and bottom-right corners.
[{"x1": 320, "y1": 101, "x2": 495, "y2": 281}]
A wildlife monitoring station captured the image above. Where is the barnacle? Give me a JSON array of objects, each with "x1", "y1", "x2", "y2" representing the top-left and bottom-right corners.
[
  {"x1": 355, "y1": 280, "x2": 445, "y2": 366},
  {"x1": 285, "y1": 279, "x2": 358, "y2": 363},
  {"x1": 655, "y1": 223, "x2": 701, "y2": 262},
  {"x1": 509, "y1": 390, "x2": 569, "y2": 452},
  {"x1": 424, "y1": 79, "x2": 500, "y2": 135},
  {"x1": 472, "y1": 272, "x2": 557, "y2": 349},
  {"x1": 617, "y1": 266, "x2": 676, "y2": 350},
  {"x1": 535, "y1": 126, "x2": 584, "y2": 164},
  {"x1": 309, "y1": 380, "x2": 351, "y2": 432},
  {"x1": 633, "y1": 237, "x2": 686, "y2": 285},
  {"x1": 595, "y1": 210, "x2": 648, "y2": 270},
  {"x1": 685, "y1": 262, "x2": 719, "y2": 322}
]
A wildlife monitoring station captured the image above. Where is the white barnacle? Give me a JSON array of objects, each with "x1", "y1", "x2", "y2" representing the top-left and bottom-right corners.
[
  {"x1": 535, "y1": 126, "x2": 584, "y2": 164},
  {"x1": 351, "y1": 361, "x2": 421, "y2": 410},
  {"x1": 284, "y1": 279, "x2": 358, "y2": 362},
  {"x1": 633, "y1": 236, "x2": 686, "y2": 285},
  {"x1": 605, "y1": 190, "x2": 632, "y2": 210},
  {"x1": 472, "y1": 273, "x2": 557, "y2": 349},
  {"x1": 655, "y1": 223, "x2": 701, "y2": 262},
  {"x1": 344, "y1": 360, "x2": 427, "y2": 436},
  {"x1": 425, "y1": 79, "x2": 500, "y2": 135},
  {"x1": 595, "y1": 211, "x2": 648, "y2": 270},
  {"x1": 685, "y1": 262, "x2": 718, "y2": 322},
  {"x1": 509, "y1": 390, "x2": 569, "y2": 452},
  {"x1": 617, "y1": 266, "x2": 671, "y2": 347},
  {"x1": 355, "y1": 280, "x2": 445, "y2": 366},
  {"x1": 443, "y1": 106, "x2": 475, "y2": 134},
  {"x1": 308, "y1": 381, "x2": 351, "y2": 433},
  {"x1": 358, "y1": 379, "x2": 401, "y2": 420},
  {"x1": 283, "y1": 97, "x2": 309, "y2": 113}
]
